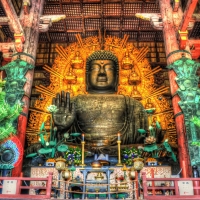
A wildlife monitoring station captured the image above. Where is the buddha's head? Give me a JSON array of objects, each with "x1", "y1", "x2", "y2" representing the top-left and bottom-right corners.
[{"x1": 86, "y1": 50, "x2": 119, "y2": 93}]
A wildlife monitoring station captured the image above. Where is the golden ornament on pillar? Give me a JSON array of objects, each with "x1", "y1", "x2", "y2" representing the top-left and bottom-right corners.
[
  {"x1": 62, "y1": 168, "x2": 71, "y2": 180},
  {"x1": 71, "y1": 51, "x2": 84, "y2": 69},
  {"x1": 121, "y1": 164, "x2": 128, "y2": 172},
  {"x1": 129, "y1": 166, "x2": 136, "y2": 180},
  {"x1": 122, "y1": 51, "x2": 133, "y2": 70},
  {"x1": 55, "y1": 157, "x2": 66, "y2": 171},
  {"x1": 133, "y1": 158, "x2": 144, "y2": 171}
]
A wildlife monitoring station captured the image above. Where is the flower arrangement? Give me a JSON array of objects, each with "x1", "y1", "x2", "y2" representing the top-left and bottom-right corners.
[
  {"x1": 121, "y1": 147, "x2": 143, "y2": 166},
  {"x1": 65, "y1": 147, "x2": 82, "y2": 165}
]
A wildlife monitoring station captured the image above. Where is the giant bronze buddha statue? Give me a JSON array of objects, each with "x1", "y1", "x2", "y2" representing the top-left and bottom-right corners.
[{"x1": 52, "y1": 50, "x2": 148, "y2": 149}]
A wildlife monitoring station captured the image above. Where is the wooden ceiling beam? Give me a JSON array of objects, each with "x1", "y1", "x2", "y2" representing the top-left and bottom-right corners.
[
  {"x1": 137, "y1": 1, "x2": 145, "y2": 41},
  {"x1": 0, "y1": 17, "x2": 9, "y2": 25},
  {"x1": 1, "y1": 0, "x2": 24, "y2": 35},
  {"x1": 59, "y1": 0, "x2": 68, "y2": 43},
  {"x1": 80, "y1": 0, "x2": 85, "y2": 36},
  {"x1": 1, "y1": 0, "x2": 25, "y2": 51},
  {"x1": 180, "y1": 0, "x2": 198, "y2": 32},
  {"x1": 47, "y1": 29, "x2": 161, "y2": 33}
]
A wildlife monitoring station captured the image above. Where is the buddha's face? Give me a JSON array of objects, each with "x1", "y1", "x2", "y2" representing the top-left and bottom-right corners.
[{"x1": 88, "y1": 60, "x2": 117, "y2": 93}]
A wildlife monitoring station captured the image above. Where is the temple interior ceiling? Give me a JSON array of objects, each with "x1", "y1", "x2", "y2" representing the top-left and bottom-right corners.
[
  {"x1": 0, "y1": 0, "x2": 199, "y2": 109},
  {"x1": 0, "y1": 0, "x2": 200, "y2": 44}
]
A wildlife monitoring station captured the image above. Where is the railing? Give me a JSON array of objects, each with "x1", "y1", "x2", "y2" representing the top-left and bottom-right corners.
[
  {"x1": 142, "y1": 172, "x2": 200, "y2": 199},
  {"x1": 0, "y1": 172, "x2": 53, "y2": 199},
  {"x1": 59, "y1": 179, "x2": 138, "y2": 199}
]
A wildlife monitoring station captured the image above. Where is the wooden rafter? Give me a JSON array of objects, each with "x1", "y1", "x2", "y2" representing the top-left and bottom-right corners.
[
  {"x1": 1, "y1": 0, "x2": 24, "y2": 36},
  {"x1": 180, "y1": 0, "x2": 198, "y2": 32},
  {"x1": 59, "y1": 0, "x2": 68, "y2": 43}
]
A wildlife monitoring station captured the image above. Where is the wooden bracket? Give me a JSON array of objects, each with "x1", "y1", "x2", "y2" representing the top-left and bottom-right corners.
[
  {"x1": 178, "y1": 30, "x2": 188, "y2": 50},
  {"x1": 14, "y1": 33, "x2": 25, "y2": 52}
]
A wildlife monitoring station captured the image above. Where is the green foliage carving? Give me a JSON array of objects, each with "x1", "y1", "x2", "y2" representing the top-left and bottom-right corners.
[
  {"x1": 168, "y1": 57, "x2": 200, "y2": 165},
  {"x1": 191, "y1": 116, "x2": 200, "y2": 127},
  {"x1": 0, "y1": 59, "x2": 34, "y2": 141},
  {"x1": 0, "y1": 79, "x2": 22, "y2": 141},
  {"x1": 0, "y1": 59, "x2": 34, "y2": 106}
]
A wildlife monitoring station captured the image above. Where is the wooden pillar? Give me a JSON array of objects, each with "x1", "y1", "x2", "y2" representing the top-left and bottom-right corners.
[
  {"x1": 1, "y1": 0, "x2": 45, "y2": 176},
  {"x1": 159, "y1": 0, "x2": 192, "y2": 178},
  {"x1": 15, "y1": 0, "x2": 44, "y2": 177}
]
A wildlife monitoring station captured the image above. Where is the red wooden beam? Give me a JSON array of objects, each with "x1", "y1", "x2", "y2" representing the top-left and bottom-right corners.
[
  {"x1": 180, "y1": 0, "x2": 198, "y2": 31},
  {"x1": 1, "y1": 0, "x2": 24, "y2": 36},
  {"x1": 159, "y1": 0, "x2": 191, "y2": 178},
  {"x1": 188, "y1": 40, "x2": 200, "y2": 59},
  {"x1": 1, "y1": 0, "x2": 25, "y2": 52}
]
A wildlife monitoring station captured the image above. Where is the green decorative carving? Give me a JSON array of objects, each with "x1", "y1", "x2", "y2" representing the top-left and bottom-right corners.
[
  {"x1": 0, "y1": 79, "x2": 22, "y2": 141},
  {"x1": 168, "y1": 57, "x2": 200, "y2": 165},
  {"x1": 0, "y1": 59, "x2": 34, "y2": 106}
]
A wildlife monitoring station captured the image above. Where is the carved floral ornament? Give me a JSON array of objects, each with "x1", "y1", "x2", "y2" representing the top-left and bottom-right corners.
[{"x1": 27, "y1": 35, "x2": 176, "y2": 146}]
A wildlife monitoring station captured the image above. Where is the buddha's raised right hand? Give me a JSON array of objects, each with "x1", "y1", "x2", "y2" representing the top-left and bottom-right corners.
[{"x1": 52, "y1": 91, "x2": 75, "y2": 129}]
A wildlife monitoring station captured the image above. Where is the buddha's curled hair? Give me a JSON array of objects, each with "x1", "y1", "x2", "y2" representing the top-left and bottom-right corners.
[{"x1": 86, "y1": 50, "x2": 119, "y2": 73}]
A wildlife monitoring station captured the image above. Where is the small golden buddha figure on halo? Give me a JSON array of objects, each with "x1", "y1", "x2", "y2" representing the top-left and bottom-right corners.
[
  {"x1": 145, "y1": 98, "x2": 155, "y2": 110},
  {"x1": 44, "y1": 115, "x2": 51, "y2": 130},
  {"x1": 128, "y1": 68, "x2": 141, "y2": 85},
  {"x1": 71, "y1": 51, "x2": 84, "y2": 69},
  {"x1": 131, "y1": 85, "x2": 142, "y2": 100},
  {"x1": 64, "y1": 67, "x2": 77, "y2": 84},
  {"x1": 122, "y1": 51, "x2": 133, "y2": 70}
]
